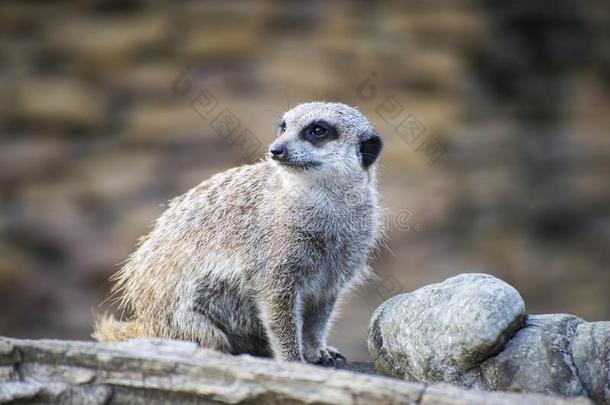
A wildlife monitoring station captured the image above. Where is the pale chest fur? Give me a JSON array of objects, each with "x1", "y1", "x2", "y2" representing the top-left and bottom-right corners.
[{"x1": 276, "y1": 175, "x2": 380, "y2": 291}]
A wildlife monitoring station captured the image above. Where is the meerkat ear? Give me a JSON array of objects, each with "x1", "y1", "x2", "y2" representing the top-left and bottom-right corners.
[{"x1": 360, "y1": 133, "x2": 383, "y2": 169}]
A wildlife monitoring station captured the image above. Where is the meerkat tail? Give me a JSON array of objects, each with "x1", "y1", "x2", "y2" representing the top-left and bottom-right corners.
[{"x1": 92, "y1": 313, "x2": 140, "y2": 342}]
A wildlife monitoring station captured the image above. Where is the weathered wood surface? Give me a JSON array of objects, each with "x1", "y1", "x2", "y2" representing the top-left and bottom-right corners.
[{"x1": 0, "y1": 337, "x2": 592, "y2": 404}]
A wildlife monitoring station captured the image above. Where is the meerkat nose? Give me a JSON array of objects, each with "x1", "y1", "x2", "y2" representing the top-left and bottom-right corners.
[{"x1": 269, "y1": 144, "x2": 286, "y2": 160}]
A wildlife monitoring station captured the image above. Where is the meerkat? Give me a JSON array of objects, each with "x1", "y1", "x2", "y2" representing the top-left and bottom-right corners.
[{"x1": 94, "y1": 102, "x2": 383, "y2": 366}]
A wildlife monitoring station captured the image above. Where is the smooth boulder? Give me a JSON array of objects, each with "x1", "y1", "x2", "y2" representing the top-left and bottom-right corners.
[{"x1": 368, "y1": 273, "x2": 526, "y2": 387}]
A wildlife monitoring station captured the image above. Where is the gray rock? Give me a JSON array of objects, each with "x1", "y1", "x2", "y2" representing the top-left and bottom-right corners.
[
  {"x1": 368, "y1": 273, "x2": 525, "y2": 387},
  {"x1": 572, "y1": 321, "x2": 610, "y2": 405},
  {"x1": 480, "y1": 314, "x2": 587, "y2": 398},
  {"x1": 1, "y1": 336, "x2": 586, "y2": 405},
  {"x1": 420, "y1": 383, "x2": 592, "y2": 405}
]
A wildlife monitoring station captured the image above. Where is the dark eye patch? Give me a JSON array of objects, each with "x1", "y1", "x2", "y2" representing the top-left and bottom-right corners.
[
  {"x1": 278, "y1": 120, "x2": 287, "y2": 134},
  {"x1": 300, "y1": 120, "x2": 338, "y2": 146}
]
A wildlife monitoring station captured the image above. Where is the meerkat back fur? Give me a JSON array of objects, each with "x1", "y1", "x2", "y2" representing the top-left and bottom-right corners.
[{"x1": 94, "y1": 102, "x2": 383, "y2": 365}]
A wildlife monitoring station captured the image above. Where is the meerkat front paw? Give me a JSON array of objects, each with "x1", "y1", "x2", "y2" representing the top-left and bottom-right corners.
[{"x1": 309, "y1": 347, "x2": 346, "y2": 368}]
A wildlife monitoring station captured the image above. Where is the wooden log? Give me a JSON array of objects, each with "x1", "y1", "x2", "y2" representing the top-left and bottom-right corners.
[{"x1": 0, "y1": 337, "x2": 591, "y2": 404}]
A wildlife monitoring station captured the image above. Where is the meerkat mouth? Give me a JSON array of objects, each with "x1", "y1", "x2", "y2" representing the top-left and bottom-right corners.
[{"x1": 279, "y1": 160, "x2": 322, "y2": 171}]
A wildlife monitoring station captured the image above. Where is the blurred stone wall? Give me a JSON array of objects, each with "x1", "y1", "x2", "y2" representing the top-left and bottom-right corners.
[{"x1": 0, "y1": 0, "x2": 608, "y2": 360}]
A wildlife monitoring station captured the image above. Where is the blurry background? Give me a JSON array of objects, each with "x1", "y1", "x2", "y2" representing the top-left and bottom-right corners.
[{"x1": 1, "y1": 0, "x2": 609, "y2": 361}]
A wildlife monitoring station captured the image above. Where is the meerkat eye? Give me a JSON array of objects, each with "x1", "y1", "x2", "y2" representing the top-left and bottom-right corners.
[
  {"x1": 309, "y1": 125, "x2": 327, "y2": 138},
  {"x1": 278, "y1": 121, "x2": 287, "y2": 134},
  {"x1": 300, "y1": 121, "x2": 337, "y2": 144}
]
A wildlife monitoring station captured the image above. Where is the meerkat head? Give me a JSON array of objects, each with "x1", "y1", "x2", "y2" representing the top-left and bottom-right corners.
[{"x1": 268, "y1": 102, "x2": 382, "y2": 177}]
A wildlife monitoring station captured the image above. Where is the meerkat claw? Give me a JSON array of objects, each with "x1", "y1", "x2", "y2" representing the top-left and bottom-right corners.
[
  {"x1": 328, "y1": 347, "x2": 347, "y2": 367},
  {"x1": 315, "y1": 348, "x2": 346, "y2": 368}
]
